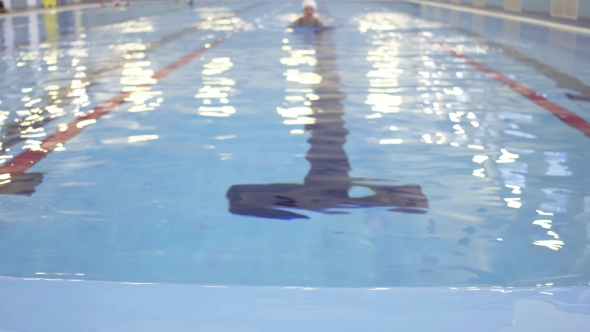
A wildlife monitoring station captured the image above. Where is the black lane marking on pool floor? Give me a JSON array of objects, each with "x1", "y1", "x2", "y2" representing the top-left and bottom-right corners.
[{"x1": 227, "y1": 29, "x2": 429, "y2": 219}]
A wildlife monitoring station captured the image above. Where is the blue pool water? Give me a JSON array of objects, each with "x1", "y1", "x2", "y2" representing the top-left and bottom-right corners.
[{"x1": 0, "y1": 1, "x2": 589, "y2": 289}]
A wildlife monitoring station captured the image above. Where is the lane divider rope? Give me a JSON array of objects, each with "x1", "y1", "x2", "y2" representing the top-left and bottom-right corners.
[{"x1": 434, "y1": 41, "x2": 590, "y2": 139}]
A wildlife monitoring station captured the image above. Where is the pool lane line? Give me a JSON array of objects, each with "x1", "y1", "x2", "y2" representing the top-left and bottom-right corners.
[
  {"x1": 0, "y1": 2, "x2": 267, "y2": 157},
  {"x1": 0, "y1": 1, "x2": 291, "y2": 194},
  {"x1": 434, "y1": 42, "x2": 590, "y2": 139}
]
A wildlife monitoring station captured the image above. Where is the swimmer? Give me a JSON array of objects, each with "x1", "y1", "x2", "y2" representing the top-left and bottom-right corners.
[
  {"x1": 292, "y1": 0, "x2": 324, "y2": 28},
  {"x1": 111, "y1": 0, "x2": 130, "y2": 7}
]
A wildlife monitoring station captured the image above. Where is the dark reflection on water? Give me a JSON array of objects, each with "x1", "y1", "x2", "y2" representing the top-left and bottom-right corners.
[{"x1": 227, "y1": 30, "x2": 428, "y2": 220}]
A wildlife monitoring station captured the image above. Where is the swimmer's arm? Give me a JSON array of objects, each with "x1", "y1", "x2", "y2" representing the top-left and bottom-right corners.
[
  {"x1": 292, "y1": 18, "x2": 303, "y2": 26},
  {"x1": 316, "y1": 18, "x2": 325, "y2": 26}
]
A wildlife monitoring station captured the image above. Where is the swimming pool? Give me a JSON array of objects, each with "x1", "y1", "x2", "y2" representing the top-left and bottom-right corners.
[{"x1": 0, "y1": 0, "x2": 589, "y2": 330}]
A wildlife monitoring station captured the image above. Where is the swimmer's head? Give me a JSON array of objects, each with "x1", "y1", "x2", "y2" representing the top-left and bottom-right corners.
[{"x1": 302, "y1": 0, "x2": 317, "y2": 17}]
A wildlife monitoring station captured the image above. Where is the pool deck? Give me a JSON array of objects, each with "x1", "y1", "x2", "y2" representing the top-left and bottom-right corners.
[{"x1": 1, "y1": 277, "x2": 589, "y2": 331}]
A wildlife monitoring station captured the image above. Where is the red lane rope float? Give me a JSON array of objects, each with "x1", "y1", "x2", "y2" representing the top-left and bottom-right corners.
[{"x1": 434, "y1": 42, "x2": 590, "y2": 139}]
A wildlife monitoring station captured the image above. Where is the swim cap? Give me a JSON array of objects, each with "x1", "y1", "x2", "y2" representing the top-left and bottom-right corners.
[{"x1": 302, "y1": 0, "x2": 317, "y2": 10}]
